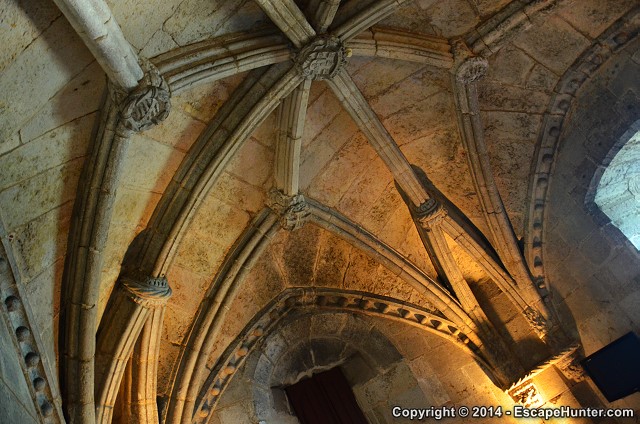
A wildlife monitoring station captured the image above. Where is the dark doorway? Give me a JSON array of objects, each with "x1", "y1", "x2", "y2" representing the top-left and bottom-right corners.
[{"x1": 284, "y1": 367, "x2": 369, "y2": 424}]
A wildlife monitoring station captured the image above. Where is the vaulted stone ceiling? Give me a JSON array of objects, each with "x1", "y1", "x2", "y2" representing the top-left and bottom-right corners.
[{"x1": 1, "y1": 0, "x2": 640, "y2": 423}]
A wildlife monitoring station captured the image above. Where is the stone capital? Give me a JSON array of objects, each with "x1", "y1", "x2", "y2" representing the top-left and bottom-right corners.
[
  {"x1": 120, "y1": 274, "x2": 172, "y2": 308},
  {"x1": 452, "y1": 40, "x2": 488, "y2": 84},
  {"x1": 414, "y1": 198, "x2": 446, "y2": 228},
  {"x1": 267, "y1": 189, "x2": 310, "y2": 231}
]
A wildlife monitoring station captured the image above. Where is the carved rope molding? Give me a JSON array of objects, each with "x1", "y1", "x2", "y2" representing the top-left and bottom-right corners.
[
  {"x1": 193, "y1": 288, "x2": 491, "y2": 423},
  {"x1": 524, "y1": 7, "x2": 640, "y2": 288},
  {"x1": 0, "y1": 237, "x2": 63, "y2": 423},
  {"x1": 62, "y1": 61, "x2": 171, "y2": 423}
]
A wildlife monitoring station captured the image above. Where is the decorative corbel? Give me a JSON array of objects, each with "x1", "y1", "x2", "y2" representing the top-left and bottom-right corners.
[{"x1": 267, "y1": 189, "x2": 311, "y2": 231}]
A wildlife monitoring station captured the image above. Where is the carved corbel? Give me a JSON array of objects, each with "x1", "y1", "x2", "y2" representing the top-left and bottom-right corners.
[
  {"x1": 268, "y1": 189, "x2": 311, "y2": 231},
  {"x1": 94, "y1": 274, "x2": 171, "y2": 424},
  {"x1": 110, "y1": 60, "x2": 172, "y2": 135}
]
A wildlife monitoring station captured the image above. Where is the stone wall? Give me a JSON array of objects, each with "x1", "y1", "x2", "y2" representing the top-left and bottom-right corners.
[{"x1": 545, "y1": 32, "x2": 640, "y2": 412}]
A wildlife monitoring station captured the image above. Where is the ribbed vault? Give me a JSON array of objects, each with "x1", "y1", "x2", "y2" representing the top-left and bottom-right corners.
[{"x1": 2, "y1": 0, "x2": 640, "y2": 423}]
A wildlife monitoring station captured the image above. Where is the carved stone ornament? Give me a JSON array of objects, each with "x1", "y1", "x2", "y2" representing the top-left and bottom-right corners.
[
  {"x1": 120, "y1": 275, "x2": 172, "y2": 308},
  {"x1": 455, "y1": 56, "x2": 489, "y2": 83},
  {"x1": 295, "y1": 36, "x2": 347, "y2": 80},
  {"x1": 117, "y1": 60, "x2": 171, "y2": 132},
  {"x1": 523, "y1": 306, "x2": 549, "y2": 337},
  {"x1": 414, "y1": 198, "x2": 446, "y2": 227},
  {"x1": 508, "y1": 380, "x2": 543, "y2": 408},
  {"x1": 268, "y1": 189, "x2": 310, "y2": 231}
]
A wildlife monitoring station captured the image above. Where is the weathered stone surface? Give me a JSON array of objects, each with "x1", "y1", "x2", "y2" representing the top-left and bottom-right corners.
[
  {"x1": 513, "y1": 16, "x2": 591, "y2": 75},
  {"x1": 0, "y1": 17, "x2": 94, "y2": 142}
]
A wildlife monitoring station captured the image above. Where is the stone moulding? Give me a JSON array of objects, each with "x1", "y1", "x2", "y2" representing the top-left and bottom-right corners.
[
  {"x1": 193, "y1": 288, "x2": 491, "y2": 423},
  {"x1": 0, "y1": 239, "x2": 63, "y2": 423},
  {"x1": 524, "y1": 7, "x2": 640, "y2": 291},
  {"x1": 465, "y1": 0, "x2": 560, "y2": 59},
  {"x1": 163, "y1": 210, "x2": 280, "y2": 424},
  {"x1": 62, "y1": 61, "x2": 171, "y2": 422},
  {"x1": 94, "y1": 273, "x2": 172, "y2": 424}
]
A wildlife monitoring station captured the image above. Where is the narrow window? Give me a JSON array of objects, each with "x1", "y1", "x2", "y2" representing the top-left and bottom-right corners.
[{"x1": 595, "y1": 127, "x2": 640, "y2": 249}]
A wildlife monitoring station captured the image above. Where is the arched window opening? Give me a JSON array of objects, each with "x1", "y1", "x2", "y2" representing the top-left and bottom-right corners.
[{"x1": 594, "y1": 123, "x2": 640, "y2": 249}]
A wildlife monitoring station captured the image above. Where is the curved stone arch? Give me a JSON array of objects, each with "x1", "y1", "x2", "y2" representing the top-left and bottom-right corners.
[
  {"x1": 524, "y1": 6, "x2": 640, "y2": 284},
  {"x1": 166, "y1": 200, "x2": 477, "y2": 424},
  {"x1": 250, "y1": 311, "x2": 406, "y2": 424},
  {"x1": 193, "y1": 287, "x2": 496, "y2": 423}
]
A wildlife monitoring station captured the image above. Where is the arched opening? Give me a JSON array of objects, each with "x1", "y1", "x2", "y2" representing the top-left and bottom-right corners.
[{"x1": 594, "y1": 120, "x2": 640, "y2": 249}]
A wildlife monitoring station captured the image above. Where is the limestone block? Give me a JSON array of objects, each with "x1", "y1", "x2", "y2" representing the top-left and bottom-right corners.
[
  {"x1": 371, "y1": 67, "x2": 450, "y2": 119},
  {"x1": 0, "y1": 17, "x2": 94, "y2": 142},
  {"x1": 479, "y1": 82, "x2": 548, "y2": 114},
  {"x1": 140, "y1": 29, "x2": 180, "y2": 59},
  {"x1": 165, "y1": 265, "x2": 209, "y2": 317},
  {"x1": 184, "y1": 191, "x2": 251, "y2": 248},
  {"x1": 307, "y1": 133, "x2": 374, "y2": 207},
  {"x1": 106, "y1": 0, "x2": 183, "y2": 51},
  {"x1": 513, "y1": 16, "x2": 591, "y2": 76},
  {"x1": 175, "y1": 74, "x2": 245, "y2": 123},
  {"x1": 280, "y1": 224, "x2": 321, "y2": 287},
  {"x1": 173, "y1": 232, "x2": 226, "y2": 277},
  {"x1": 301, "y1": 86, "x2": 342, "y2": 149},
  {"x1": 10, "y1": 203, "x2": 72, "y2": 283},
  {"x1": 226, "y1": 138, "x2": 274, "y2": 189},
  {"x1": 533, "y1": 365, "x2": 570, "y2": 404},
  {"x1": 486, "y1": 44, "x2": 534, "y2": 87},
  {"x1": 382, "y1": 90, "x2": 454, "y2": 144},
  {"x1": 557, "y1": 0, "x2": 637, "y2": 39},
  {"x1": 484, "y1": 111, "x2": 542, "y2": 146},
  {"x1": 0, "y1": 0, "x2": 61, "y2": 73},
  {"x1": 314, "y1": 233, "x2": 351, "y2": 288},
  {"x1": 144, "y1": 108, "x2": 206, "y2": 153},
  {"x1": 23, "y1": 258, "x2": 62, "y2": 352},
  {"x1": 214, "y1": 1, "x2": 270, "y2": 37},
  {"x1": 231, "y1": 257, "x2": 284, "y2": 320},
  {"x1": 214, "y1": 401, "x2": 254, "y2": 424},
  {"x1": 349, "y1": 58, "x2": 425, "y2": 100},
  {"x1": 390, "y1": 0, "x2": 478, "y2": 37},
  {"x1": 526, "y1": 63, "x2": 558, "y2": 92},
  {"x1": 163, "y1": 0, "x2": 252, "y2": 46},
  {"x1": 0, "y1": 114, "x2": 91, "y2": 192},
  {"x1": 19, "y1": 62, "x2": 104, "y2": 144},
  {"x1": 409, "y1": 356, "x2": 451, "y2": 406},
  {"x1": 121, "y1": 135, "x2": 185, "y2": 193},
  {"x1": 337, "y1": 156, "x2": 393, "y2": 223},
  {"x1": 619, "y1": 288, "x2": 640, "y2": 327},
  {"x1": 214, "y1": 171, "x2": 266, "y2": 214}
]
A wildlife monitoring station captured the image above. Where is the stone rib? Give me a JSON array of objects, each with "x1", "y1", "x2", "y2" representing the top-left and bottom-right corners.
[
  {"x1": 327, "y1": 69, "x2": 430, "y2": 207},
  {"x1": 275, "y1": 79, "x2": 312, "y2": 196},
  {"x1": 254, "y1": 0, "x2": 316, "y2": 48}
]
